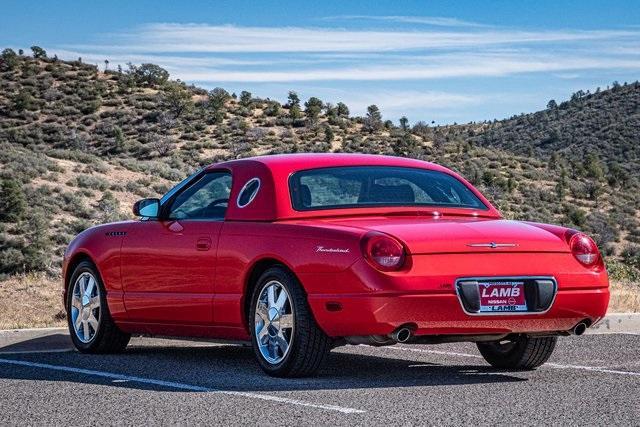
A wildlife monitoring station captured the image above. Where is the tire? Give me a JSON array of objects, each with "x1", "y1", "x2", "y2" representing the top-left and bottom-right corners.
[
  {"x1": 249, "y1": 266, "x2": 331, "y2": 377},
  {"x1": 66, "y1": 260, "x2": 131, "y2": 353},
  {"x1": 477, "y1": 335, "x2": 557, "y2": 370}
]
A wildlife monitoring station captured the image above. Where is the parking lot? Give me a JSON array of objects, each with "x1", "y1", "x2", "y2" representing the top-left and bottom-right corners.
[{"x1": 0, "y1": 329, "x2": 638, "y2": 425}]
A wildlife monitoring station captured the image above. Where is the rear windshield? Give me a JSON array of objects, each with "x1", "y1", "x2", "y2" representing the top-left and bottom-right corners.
[{"x1": 289, "y1": 166, "x2": 486, "y2": 211}]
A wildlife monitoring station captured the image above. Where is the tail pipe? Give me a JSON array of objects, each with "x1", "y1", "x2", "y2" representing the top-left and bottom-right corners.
[
  {"x1": 390, "y1": 327, "x2": 412, "y2": 343},
  {"x1": 571, "y1": 322, "x2": 588, "y2": 336}
]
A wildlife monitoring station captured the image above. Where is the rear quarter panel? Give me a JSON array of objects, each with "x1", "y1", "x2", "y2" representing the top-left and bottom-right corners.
[{"x1": 214, "y1": 222, "x2": 364, "y2": 331}]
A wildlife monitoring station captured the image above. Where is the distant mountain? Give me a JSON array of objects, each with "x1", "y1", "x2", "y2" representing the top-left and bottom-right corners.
[
  {"x1": 0, "y1": 49, "x2": 638, "y2": 279},
  {"x1": 469, "y1": 81, "x2": 640, "y2": 262},
  {"x1": 475, "y1": 82, "x2": 640, "y2": 164}
]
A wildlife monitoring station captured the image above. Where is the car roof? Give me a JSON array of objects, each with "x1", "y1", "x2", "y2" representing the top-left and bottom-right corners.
[
  {"x1": 210, "y1": 153, "x2": 450, "y2": 174},
  {"x1": 205, "y1": 153, "x2": 500, "y2": 221}
]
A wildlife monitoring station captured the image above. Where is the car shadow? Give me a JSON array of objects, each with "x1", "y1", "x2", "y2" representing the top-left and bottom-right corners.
[
  {"x1": 0, "y1": 333, "x2": 71, "y2": 353},
  {"x1": 0, "y1": 340, "x2": 527, "y2": 393}
]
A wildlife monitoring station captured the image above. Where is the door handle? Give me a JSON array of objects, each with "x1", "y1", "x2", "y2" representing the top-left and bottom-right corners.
[{"x1": 196, "y1": 237, "x2": 212, "y2": 251}]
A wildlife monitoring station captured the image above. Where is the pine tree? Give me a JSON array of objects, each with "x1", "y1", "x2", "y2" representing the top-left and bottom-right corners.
[
  {"x1": 0, "y1": 48, "x2": 19, "y2": 71},
  {"x1": 163, "y1": 82, "x2": 193, "y2": 118},
  {"x1": 287, "y1": 91, "x2": 300, "y2": 108},
  {"x1": 304, "y1": 97, "x2": 323, "y2": 124},
  {"x1": 113, "y1": 127, "x2": 126, "y2": 153},
  {"x1": 239, "y1": 91, "x2": 253, "y2": 108},
  {"x1": 20, "y1": 209, "x2": 51, "y2": 271},
  {"x1": 30, "y1": 45, "x2": 47, "y2": 59},
  {"x1": 399, "y1": 116, "x2": 409, "y2": 132},
  {"x1": 364, "y1": 105, "x2": 382, "y2": 132},
  {"x1": 0, "y1": 179, "x2": 26, "y2": 222},
  {"x1": 336, "y1": 102, "x2": 349, "y2": 118}
]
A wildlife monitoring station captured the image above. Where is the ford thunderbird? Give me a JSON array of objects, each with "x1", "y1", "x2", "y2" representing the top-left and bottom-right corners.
[{"x1": 63, "y1": 154, "x2": 609, "y2": 377}]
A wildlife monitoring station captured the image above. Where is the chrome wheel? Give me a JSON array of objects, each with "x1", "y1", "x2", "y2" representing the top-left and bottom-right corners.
[
  {"x1": 254, "y1": 280, "x2": 294, "y2": 364},
  {"x1": 70, "y1": 272, "x2": 101, "y2": 343}
]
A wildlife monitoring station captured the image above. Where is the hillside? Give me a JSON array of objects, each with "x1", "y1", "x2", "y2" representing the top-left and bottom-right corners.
[
  {"x1": 1, "y1": 48, "x2": 639, "y2": 285},
  {"x1": 475, "y1": 83, "x2": 640, "y2": 166},
  {"x1": 471, "y1": 83, "x2": 640, "y2": 266}
]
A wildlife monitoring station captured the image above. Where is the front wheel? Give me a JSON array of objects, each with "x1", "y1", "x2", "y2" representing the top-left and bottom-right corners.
[
  {"x1": 249, "y1": 267, "x2": 331, "y2": 377},
  {"x1": 66, "y1": 260, "x2": 131, "y2": 353},
  {"x1": 477, "y1": 335, "x2": 557, "y2": 370}
]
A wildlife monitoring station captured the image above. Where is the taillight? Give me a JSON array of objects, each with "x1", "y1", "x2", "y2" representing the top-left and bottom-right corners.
[
  {"x1": 567, "y1": 231, "x2": 601, "y2": 268},
  {"x1": 361, "y1": 232, "x2": 406, "y2": 271}
]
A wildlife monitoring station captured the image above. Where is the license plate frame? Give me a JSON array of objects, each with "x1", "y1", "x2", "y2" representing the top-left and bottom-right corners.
[
  {"x1": 477, "y1": 280, "x2": 527, "y2": 313},
  {"x1": 455, "y1": 276, "x2": 557, "y2": 315}
]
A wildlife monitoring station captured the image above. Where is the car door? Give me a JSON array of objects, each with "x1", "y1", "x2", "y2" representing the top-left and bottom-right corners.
[{"x1": 120, "y1": 170, "x2": 232, "y2": 325}]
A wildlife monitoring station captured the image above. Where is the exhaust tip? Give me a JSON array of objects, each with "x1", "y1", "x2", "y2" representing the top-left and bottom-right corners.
[
  {"x1": 572, "y1": 322, "x2": 587, "y2": 336},
  {"x1": 391, "y1": 327, "x2": 412, "y2": 343}
]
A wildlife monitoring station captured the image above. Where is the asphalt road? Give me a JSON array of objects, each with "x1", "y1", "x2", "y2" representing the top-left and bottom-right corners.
[{"x1": 0, "y1": 329, "x2": 638, "y2": 425}]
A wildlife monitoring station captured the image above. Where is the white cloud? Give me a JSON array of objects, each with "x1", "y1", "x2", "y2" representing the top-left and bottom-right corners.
[
  {"x1": 345, "y1": 90, "x2": 481, "y2": 112},
  {"x1": 67, "y1": 23, "x2": 640, "y2": 53},
  {"x1": 53, "y1": 22, "x2": 640, "y2": 83},
  {"x1": 322, "y1": 15, "x2": 492, "y2": 28},
  {"x1": 166, "y1": 53, "x2": 640, "y2": 82},
  {"x1": 553, "y1": 72, "x2": 582, "y2": 79}
]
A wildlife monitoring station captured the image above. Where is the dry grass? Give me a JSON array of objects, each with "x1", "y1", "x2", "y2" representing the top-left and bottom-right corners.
[
  {"x1": 0, "y1": 272, "x2": 65, "y2": 329},
  {"x1": 0, "y1": 274, "x2": 638, "y2": 330},
  {"x1": 608, "y1": 280, "x2": 640, "y2": 313}
]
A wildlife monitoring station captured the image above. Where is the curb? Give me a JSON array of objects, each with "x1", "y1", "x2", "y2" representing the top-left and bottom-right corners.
[
  {"x1": 588, "y1": 313, "x2": 640, "y2": 335},
  {"x1": 0, "y1": 327, "x2": 67, "y2": 334}
]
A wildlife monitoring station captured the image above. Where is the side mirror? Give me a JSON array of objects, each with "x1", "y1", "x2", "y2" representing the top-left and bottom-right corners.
[{"x1": 133, "y1": 198, "x2": 160, "y2": 218}]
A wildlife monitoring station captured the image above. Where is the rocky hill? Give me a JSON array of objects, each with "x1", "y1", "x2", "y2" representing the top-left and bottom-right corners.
[{"x1": 1, "y1": 47, "x2": 639, "y2": 280}]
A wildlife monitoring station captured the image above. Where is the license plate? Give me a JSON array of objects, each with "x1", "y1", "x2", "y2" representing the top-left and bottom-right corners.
[{"x1": 478, "y1": 281, "x2": 527, "y2": 313}]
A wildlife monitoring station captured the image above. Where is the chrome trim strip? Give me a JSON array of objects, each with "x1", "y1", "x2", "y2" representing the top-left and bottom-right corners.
[
  {"x1": 467, "y1": 242, "x2": 518, "y2": 248},
  {"x1": 455, "y1": 276, "x2": 557, "y2": 316}
]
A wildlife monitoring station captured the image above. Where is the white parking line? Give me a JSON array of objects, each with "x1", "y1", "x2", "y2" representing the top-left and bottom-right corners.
[
  {"x1": 383, "y1": 346, "x2": 640, "y2": 377},
  {"x1": 544, "y1": 363, "x2": 640, "y2": 376},
  {"x1": 0, "y1": 358, "x2": 365, "y2": 414},
  {"x1": 386, "y1": 346, "x2": 482, "y2": 359}
]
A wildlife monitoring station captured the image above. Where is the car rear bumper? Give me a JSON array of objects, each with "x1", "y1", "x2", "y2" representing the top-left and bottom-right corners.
[{"x1": 308, "y1": 287, "x2": 610, "y2": 337}]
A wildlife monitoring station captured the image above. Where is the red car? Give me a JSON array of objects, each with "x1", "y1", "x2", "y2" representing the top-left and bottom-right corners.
[{"x1": 63, "y1": 154, "x2": 609, "y2": 377}]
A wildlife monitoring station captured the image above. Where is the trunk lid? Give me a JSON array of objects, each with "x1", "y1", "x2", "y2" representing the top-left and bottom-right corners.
[{"x1": 315, "y1": 216, "x2": 569, "y2": 254}]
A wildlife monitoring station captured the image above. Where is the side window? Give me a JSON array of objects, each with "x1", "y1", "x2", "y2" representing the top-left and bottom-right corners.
[
  {"x1": 237, "y1": 178, "x2": 261, "y2": 208},
  {"x1": 167, "y1": 172, "x2": 232, "y2": 220}
]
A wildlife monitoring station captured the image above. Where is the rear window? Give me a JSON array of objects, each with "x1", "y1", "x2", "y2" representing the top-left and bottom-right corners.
[{"x1": 289, "y1": 166, "x2": 486, "y2": 211}]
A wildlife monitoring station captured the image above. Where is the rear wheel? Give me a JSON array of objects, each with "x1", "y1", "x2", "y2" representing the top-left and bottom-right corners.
[
  {"x1": 249, "y1": 266, "x2": 331, "y2": 377},
  {"x1": 67, "y1": 260, "x2": 130, "y2": 353},
  {"x1": 476, "y1": 335, "x2": 557, "y2": 370}
]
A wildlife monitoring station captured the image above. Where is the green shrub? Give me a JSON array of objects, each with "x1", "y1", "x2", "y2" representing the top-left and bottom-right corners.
[
  {"x1": 0, "y1": 179, "x2": 26, "y2": 222},
  {"x1": 73, "y1": 174, "x2": 109, "y2": 191}
]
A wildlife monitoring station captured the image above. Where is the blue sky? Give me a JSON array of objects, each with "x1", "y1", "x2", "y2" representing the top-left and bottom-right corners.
[{"x1": 2, "y1": 0, "x2": 639, "y2": 123}]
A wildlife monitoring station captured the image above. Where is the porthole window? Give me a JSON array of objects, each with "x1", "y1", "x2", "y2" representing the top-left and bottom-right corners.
[{"x1": 237, "y1": 177, "x2": 261, "y2": 208}]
